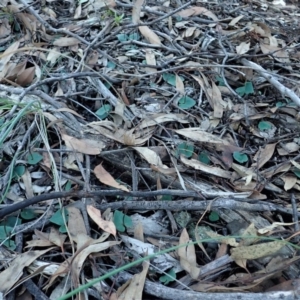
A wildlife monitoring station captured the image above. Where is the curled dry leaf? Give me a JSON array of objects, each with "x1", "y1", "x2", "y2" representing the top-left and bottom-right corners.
[
  {"x1": 181, "y1": 156, "x2": 232, "y2": 179},
  {"x1": 94, "y1": 163, "x2": 130, "y2": 192},
  {"x1": 117, "y1": 261, "x2": 149, "y2": 300},
  {"x1": 61, "y1": 132, "x2": 105, "y2": 155},
  {"x1": 178, "y1": 228, "x2": 201, "y2": 279},
  {"x1": 87, "y1": 205, "x2": 116, "y2": 237}
]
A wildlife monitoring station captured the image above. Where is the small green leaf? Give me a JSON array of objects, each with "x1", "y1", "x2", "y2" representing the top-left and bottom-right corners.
[
  {"x1": 233, "y1": 152, "x2": 248, "y2": 163},
  {"x1": 0, "y1": 226, "x2": 13, "y2": 240},
  {"x1": 49, "y1": 209, "x2": 68, "y2": 226},
  {"x1": 178, "y1": 96, "x2": 196, "y2": 109},
  {"x1": 162, "y1": 73, "x2": 184, "y2": 86},
  {"x1": 292, "y1": 169, "x2": 300, "y2": 178},
  {"x1": 113, "y1": 210, "x2": 132, "y2": 232},
  {"x1": 258, "y1": 121, "x2": 272, "y2": 131},
  {"x1": 59, "y1": 224, "x2": 68, "y2": 233},
  {"x1": 0, "y1": 216, "x2": 21, "y2": 227},
  {"x1": 198, "y1": 152, "x2": 210, "y2": 165},
  {"x1": 65, "y1": 180, "x2": 72, "y2": 191},
  {"x1": 244, "y1": 82, "x2": 254, "y2": 95},
  {"x1": 216, "y1": 76, "x2": 225, "y2": 86},
  {"x1": 235, "y1": 82, "x2": 254, "y2": 97},
  {"x1": 116, "y1": 33, "x2": 128, "y2": 42},
  {"x1": 3, "y1": 239, "x2": 16, "y2": 251},
  {"x1": 161, "y1": 195, "x2": 172, "y2": 201},
  {"x1": 95, "y1": 104, "x2": 112, "y2": 120},
  {"x1": 124, "y1": 214, "x2": 133, "y2": 228},
  {"x1": 177, "y1": 142, "x2": 194, "y2": 158},
  {"x1": 107, "y1": 62, "x2": 116, "y2": 69},
  {"x1": 13, "y1": 165, "x2": 26, "y2": 178},
  {"x1": 235, "y1": 86, "x2": 246, "y2": 97},
  {"x1": 159, "y1": 268, "x2": 176, "y2": 285},
  {"x1": 128, "y1": 33, "x2": 140, "y2": 40},
  {"x1": 275, "y1": 101, "x2": 285, "y2": 108},
  {"x1": 21, "y1": 209, "x2": 37, "y2": 220},
  {"x1": 208, "y1": 211, "x2": 219, "y2": 222},
  {"x1": 27, "y1": 152, "x2": 43, "y2": 165}
]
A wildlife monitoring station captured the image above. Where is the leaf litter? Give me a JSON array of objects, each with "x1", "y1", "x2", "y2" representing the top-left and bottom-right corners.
[{"x1": 0, "y1": 0, "x2": 300, "y2": 299}]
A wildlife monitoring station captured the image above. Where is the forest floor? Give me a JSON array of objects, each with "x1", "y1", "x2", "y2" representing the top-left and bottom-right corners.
[{"x1": 0, "y1": 0, "x2": 300, "y2": 299}]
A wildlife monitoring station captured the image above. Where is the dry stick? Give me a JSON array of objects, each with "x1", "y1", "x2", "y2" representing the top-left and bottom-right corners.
[
  {"x1": 116, "y1": 271, "x2": 296, "y2": 300},
  {"x1": 0, "y1": 190, "x2": 298, "y2": 219},
  {"x1": 240, "y1": 58, "x2": 300, "y2": 107}
]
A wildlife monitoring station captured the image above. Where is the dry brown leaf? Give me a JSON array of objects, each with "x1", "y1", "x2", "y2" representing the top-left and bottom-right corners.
[
  {"x1": 133, "y1": 147, "x2": 163, "y2": 166},
  {"x1": 16, "y1": 66, "x2": 35, "y2": 86},
  {"x1": 0, "y1": 248, "x2": 54, "y2": 294},
  {"x1": 0, "y1": 41, "x2": 20, "y2": 75},
  {"x1": 252, "y1": 143, "x2": 276, "y2": 169},
  {"x1": 87, "y1": 205, "x2": 116, "y2": 237},
  {"x1": 181, "y1": 156, "x2": 232, "y2": 179},
  {"x1": 71, "y1": 241, "x2": 120, "y2": 288},
  {"x1": 61, "y1": 132, "x2": 105, "y2": 155},
  {"x1": 94, "y1": 163, "x2": 130, "y2": 191},
  {"x1": 176, "y1": 74, "x2": 185, "y2": 94},
  {"x1": 210, "y1": 80, "x2": 224, "y2": 118},
  {"x1": 139, "y1": 25, "x2": 161, "y2": 45},
  {"x1": 282, "y1": 175, "x2": 297, "y2": 191},
  {"x1": 178, "y1": 228, "x2": 201, "y2": 279},
  {"x1": 67, "y1": 206, "x2": 87, "y2": 247},
  {"x1": 138, "y1": 113, "x2": 189, "y2": 129},
  {"x1": 48, "y1": 227, "x2": 67, "y2": 248},
  {"x1": 118, "y1": 261, "x2": 149, "y2": 300},
  {"x1": 53, "y1": 37, "x2": 80, "y2": 47},
  {"x1": 177, "y1": 6, "x2": 218, "y2": 21},
  {"x1": 236, "y1": 42, "x2": 250, "y2": 55}
]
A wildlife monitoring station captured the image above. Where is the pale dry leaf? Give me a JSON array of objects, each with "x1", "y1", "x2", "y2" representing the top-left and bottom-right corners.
[
  {"x1": 132, "y1": 0, "x2": 144, "y2": 24},
  {"x1": 236, "y1": 42, "x2": 250, "y2": 55},
  {"x1": 61, "y1": 133, "x2": 105, "y2": 155},
  {"x1": 133, "y1": 147, "x2": 163, "y2": 166},
  {"x1": 16, "y1": 66, "x2": 35, "y2": 86},
  {"x1": 53, "y1": 37, "x2": 80, "y2": 47},
  {"x1": 0, "y1": 248, "x2": 54, "y2": 294},
  {"x1": 177, "y1": 6, "x2": 218, "y2": 21},
  {"x1": 71, "y1": 241, "x2": 120, "y2": 287},
  {"x1": 94, "y1": 164, "x2": 129, "y2": 191},
  {"x1": 87, "y1": 205, "x2": 116, "y2": 237},
  {"x1": 258, "y1": 221, "x2": 297, "y2": 234},
  {"x1": 138, "y1": 113, "x2": 189, "y2": 129},
  {"x1": 178, "y1": 228, "x2": 201, "y2": 279},
  {"x1": 134, "y1": 221, "x2": 144, "y2": 242},
  {"x1": 176, "y1": 74, "x2": 185, "y2": 94},
  {"x1": 145, "y1": 49, "x2": 156, "y2": 73},
  {"x1": 49, "y1": 227, "x2": 67, "y2": 248},
  {"x1": 0, "y1": 40, "x2": 20, "y2": 74},
  {"x1": 210, "y1": 80, "x2": 224, "y2": 118},
  {"x1": 181, "y1": 156, "x2": 232, "y2": 179},
  {"x1": 139, "y1": 25, "x2": 161, "y2": 45},
  {"x1": 282, "y1": 175, "x2": 297, "y2": 191},
  {"x1": 229, "y1": 15, "x2": 244, "y2": 26},
  {"x1": 66, "y1": 207, "x2": 85, "y2": 235},
  {"x1": 118, "y1": 261, "x2": 149, "y2": 300},
  {"x1": 278, "y1": 142, "x2": 300, "y2": 155},
  {"x1": 231, "y1": 240, "x2": 285, "y2": 260},
  {"x1": 252, "y1": 143, "x2": 276, "y2": 169}
]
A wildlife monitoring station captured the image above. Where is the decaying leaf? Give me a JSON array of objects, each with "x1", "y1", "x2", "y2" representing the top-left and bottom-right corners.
[
  {"x1": 94, "y1": 163, "x2": 130, "y2": 191},
  {"x1": 178, "y1": 228, "x2": 201, "y2": 279}
]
